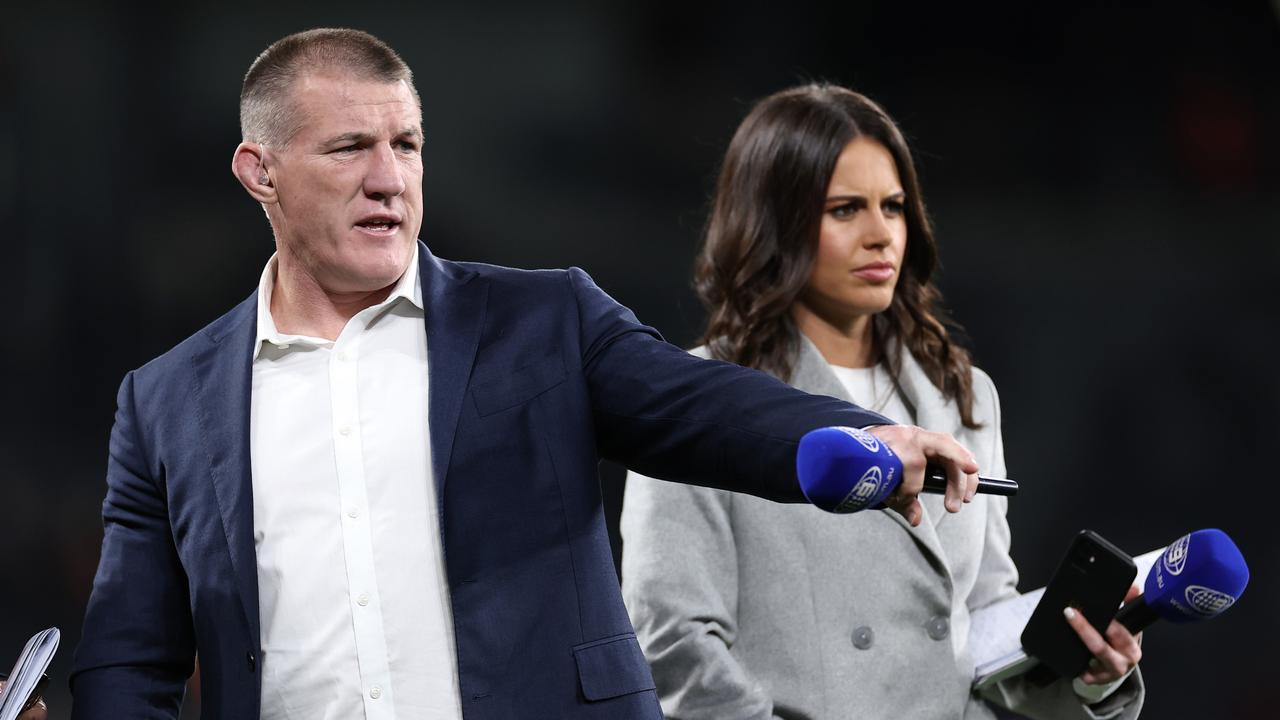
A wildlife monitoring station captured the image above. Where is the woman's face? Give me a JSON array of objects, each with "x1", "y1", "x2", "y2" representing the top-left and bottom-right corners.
[{"x1": 800, "y1": 136, "x2": 908, "y2": 323}]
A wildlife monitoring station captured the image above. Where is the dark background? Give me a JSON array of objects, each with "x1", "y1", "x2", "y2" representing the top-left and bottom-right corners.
[{"x1": 2, "y1": 1, "x2": 1277, "y2": 718}]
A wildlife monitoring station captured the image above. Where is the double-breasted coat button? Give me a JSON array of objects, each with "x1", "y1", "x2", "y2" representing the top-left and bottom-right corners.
[
  {"x1": 851, "y1": 625, "x2": 874, "y2": 650},
  {"x1": 247, "y1": 651, "x2": 257, "y2": 672},
  {"x1": 926, "y1": 616, "x2": 950, "y2": 641}
]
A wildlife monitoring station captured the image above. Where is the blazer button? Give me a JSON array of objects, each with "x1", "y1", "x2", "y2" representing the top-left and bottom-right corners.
[
  {"x1": 851, "y1": 625, "x2": 874, "y2": 650},
  {"x1": 926, "y1": 616, "x2": 950, "y2": 641},
  {"x1": 247, "y1": 651, "x2": 257, "y2": 673}
]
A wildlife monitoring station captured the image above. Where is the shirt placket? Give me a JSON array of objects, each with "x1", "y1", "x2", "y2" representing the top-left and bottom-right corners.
[{"x1": 330, "y1": 320, "x2": 397, "y2": 719}]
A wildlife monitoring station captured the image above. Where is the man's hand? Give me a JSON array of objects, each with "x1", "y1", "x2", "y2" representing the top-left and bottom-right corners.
[
  {"x1": 1066, "y1": 585, "x2": 1144, "y2": 685},
  {"x1": 865, "y1": 424, "x2": 979, "y2": 526},
  {"x1": 0, "y1": 678, "x2": 48, "y2": 720}
]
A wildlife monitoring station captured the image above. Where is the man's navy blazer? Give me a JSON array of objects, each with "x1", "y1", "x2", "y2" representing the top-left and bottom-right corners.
[{"x1": 70, "y1": 243, "x2": 885, "y2": 719}]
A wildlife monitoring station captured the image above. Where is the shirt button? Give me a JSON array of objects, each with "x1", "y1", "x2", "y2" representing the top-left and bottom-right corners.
[
  {"x1": 851, "y1": 625, "x2": 874, "y2": 650},
  {"x1": 337, "y1": 350, "x2": 349, "y2": 362},
  {"x1": 347, "y1": 508, "x2": 360, "y2": 519},
  {"x1": 339, "y1": 426, "x2": 352, "y2": 436},
  {"x1": 357, "y1": 593, "x2": 370, "y2": 606},
  {"x1": 369, "y1": 686, "x2": 382, "y2": 700},
  {"x1": 926, "y1": 616, "x2": 950, "y2": 641}
]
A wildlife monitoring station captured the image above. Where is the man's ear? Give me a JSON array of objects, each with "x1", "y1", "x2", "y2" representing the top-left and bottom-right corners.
[{"x1": 232, "y1": 142, "x2": 277, "y2": 204}]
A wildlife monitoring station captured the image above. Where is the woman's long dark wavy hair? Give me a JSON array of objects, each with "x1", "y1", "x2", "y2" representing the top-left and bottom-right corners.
[{"x1": 696, "y1": 84, "x2": 981, "y2": 428}]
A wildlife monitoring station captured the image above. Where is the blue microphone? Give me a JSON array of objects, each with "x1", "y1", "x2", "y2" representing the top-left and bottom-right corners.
[
  {"x1": 796, "y1": 426, "x2": 903, "y2": 512},
  {"x1": 1116, "y1": 529, "x2": 1250, "y2": 632},
  {"x1": 796, "y1": 426, "x2": 1018, "y2": 513}
]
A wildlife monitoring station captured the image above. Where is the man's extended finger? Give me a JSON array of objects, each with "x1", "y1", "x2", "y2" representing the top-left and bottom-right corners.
[
  {"x1": 919, "y1": 432, "x2": 976, "y2": 511},
  {"x1": 942, "y1": 466, "x2": 979, "y2": 512},
  {"x1": 917, "y1": 431, "x2": 979, "y2": 474},
  {"x1": 963, "y1": 470, "x2": 979, "y2": 503},
  {"x1": 924, "y1": 438, "x2": 977, "y2": 509},
  {"x1": 942, "y1": 458, "x2": 964, "y2": 512}
]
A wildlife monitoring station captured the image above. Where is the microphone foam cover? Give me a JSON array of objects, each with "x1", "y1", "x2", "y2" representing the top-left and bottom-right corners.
[
  {"x1": 796, "y1": 426, "x2": 902, "y2": 513},
  {"x1": 1146, "y1": 528, "x2": 1249, "y2": 623}
]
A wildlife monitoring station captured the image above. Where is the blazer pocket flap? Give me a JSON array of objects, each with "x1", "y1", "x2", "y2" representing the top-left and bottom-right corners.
[
  {"x1": 572, "y1": 633, "x2": 656, "y2": 702},
  {"x1": 471, "y1": 355, "x2": 566, "y2": 416}
]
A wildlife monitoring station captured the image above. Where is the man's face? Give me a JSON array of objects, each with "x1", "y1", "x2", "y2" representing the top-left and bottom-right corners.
[{"x1": 265, "y1": 73, "x2": 423, "y2": 294}]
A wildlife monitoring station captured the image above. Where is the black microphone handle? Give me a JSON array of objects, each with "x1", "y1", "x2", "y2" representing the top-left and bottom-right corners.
[
  {"x1": 1116, "y1": 597, "x2": 1160, "y2": 633},
  {"x1": 922, "y1": 466, "x2": 1019, "y2": 496}
]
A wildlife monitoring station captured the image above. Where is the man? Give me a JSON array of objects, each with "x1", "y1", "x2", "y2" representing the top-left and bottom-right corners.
[{"x1": 70, "y1": 29, "x2": 980, "y2": 719}]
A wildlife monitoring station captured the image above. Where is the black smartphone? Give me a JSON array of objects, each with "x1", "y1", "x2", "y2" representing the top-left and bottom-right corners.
[{"x1": 1020, "y1": 529, "x2": 1136, "y2": 679}]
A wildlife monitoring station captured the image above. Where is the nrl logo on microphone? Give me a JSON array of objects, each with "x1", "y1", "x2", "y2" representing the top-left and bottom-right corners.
[
  {"x1": 1184, "y1": 585, "x2": 1236, "y2": 616},
  {"x1": 836, "y1": 465, "x2": 884, "y2": 512},
  {"x1": 1163, "y1": 534, "x2": 1190, "y2": 576},
  {"x1": 836, "y1": 426, "x2": 880, "y2": 453}
]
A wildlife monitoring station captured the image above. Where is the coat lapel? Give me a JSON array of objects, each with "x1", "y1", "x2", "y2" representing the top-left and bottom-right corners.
[
  {"x1": 189, "y1": 293, "x2": 261, "y2": 645},
  {"x1": 889, "y1": 346, "x2": 961, "y2": 439},
  {"x1": 789, "y1": 336, "x2": 950, "y2": 574},
  {"x1": 889, "y1": 346, "x2": 965, "y2": 535},
  {"x1": 418, "y1": 243, "x2": 488, "y2": 534}
]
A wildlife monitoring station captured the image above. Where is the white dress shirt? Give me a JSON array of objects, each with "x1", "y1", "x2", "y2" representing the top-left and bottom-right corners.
[{"x1": 249, "y1": 246, "x2": 462, "y2": 720}]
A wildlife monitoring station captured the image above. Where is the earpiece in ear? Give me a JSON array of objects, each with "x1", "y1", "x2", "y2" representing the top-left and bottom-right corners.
[{"x1": 260, "y1": 174, "x2": 271, "y2": 186}]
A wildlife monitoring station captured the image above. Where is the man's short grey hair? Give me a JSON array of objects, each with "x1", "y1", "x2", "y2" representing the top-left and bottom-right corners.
[{"x1": 239, "y1": 28, "x2": 421, "y2": 148}]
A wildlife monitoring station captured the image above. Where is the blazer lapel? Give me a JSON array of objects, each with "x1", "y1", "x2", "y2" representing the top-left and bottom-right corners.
[
  {"x1": 889, "y1": 346, "x2": 965, "y2": 536},
  {"x1": 790, "y1": 336, "x2": 950, "y2": 572},
  {"x1": 418, "y1": 243, "x2": 488, "y2": 534},
  {"x1": 889, "y1": 346, "x2": 960, "y2": 439},
  {"x1": 190, "y1": 294, "x2": 261, "y2": 645}
]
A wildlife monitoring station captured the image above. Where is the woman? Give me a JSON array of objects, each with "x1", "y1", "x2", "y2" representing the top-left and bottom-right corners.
[{"x1": 620, "y1": 85, "x2": 1144, "y2": 720}]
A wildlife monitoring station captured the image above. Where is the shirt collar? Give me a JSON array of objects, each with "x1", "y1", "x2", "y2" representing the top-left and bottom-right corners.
[{"x1": 253, "y1": 244, "x2": 423, "y2": 360}]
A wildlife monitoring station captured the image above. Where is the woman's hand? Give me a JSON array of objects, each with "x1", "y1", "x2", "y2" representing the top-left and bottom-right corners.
[
  {"x1": 865, "y1": 424, "x2": 980, "y2": 526},
  {"x1": 1065, "y1": 585, "x2": 1144, "y2": 685}
]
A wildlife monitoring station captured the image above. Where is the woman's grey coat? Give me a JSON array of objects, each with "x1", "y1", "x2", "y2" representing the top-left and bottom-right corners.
[{"x1": 620, "y1": 339, "x2": 1144, "y2": 720}]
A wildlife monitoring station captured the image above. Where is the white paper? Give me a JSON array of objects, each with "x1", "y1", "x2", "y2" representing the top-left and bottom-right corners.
[{"x1": 0, "y1": 627, "x2": 59, "y2": 720}]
